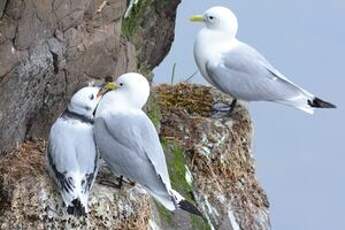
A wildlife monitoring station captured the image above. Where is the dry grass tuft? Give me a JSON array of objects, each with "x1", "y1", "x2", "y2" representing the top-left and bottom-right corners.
[
  {"x1": 155, "y1": 83, "x2": 214, "y2": 117},
  {"x1": 0, "y1": 139, "x2": 47, "y2": 183}
]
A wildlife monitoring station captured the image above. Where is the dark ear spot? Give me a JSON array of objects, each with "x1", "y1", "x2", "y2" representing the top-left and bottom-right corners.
[
  {"x1": 89, "y1": 94, "x2": 95, "y2": 100},
  {"x1": 84, "y1": 105, "x2": 92, "y2": 111}
]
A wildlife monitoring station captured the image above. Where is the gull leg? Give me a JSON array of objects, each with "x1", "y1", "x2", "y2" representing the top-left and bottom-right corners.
[
  {"x1": 99, "y1": 179, "x2": 122, "y2": 189},
  {"x1": 212, "y1": 102, "x2": 231, "y2": 113},
  {"x1": 127, "y1": 179, "x2": 136, "y2": 186},
  {"x1": 228, "y1": 98, "x2": 237, "y2": 115},
  {"x1": 119, "y1": 176, "x2": 136, "y2": 187},
  {"x1": 212, "y1": 98, "x2": 237, "y2": 114},
  {"x1": 99, "y1": 176, "x2": 135, "y2": 189},
  {"x1": 116, "y1": 175, "x2": 124, "y2": 189}
]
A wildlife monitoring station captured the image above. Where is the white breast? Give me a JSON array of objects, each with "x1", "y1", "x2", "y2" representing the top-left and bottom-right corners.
[{"x1": 194, "y1": 28, "x2": 236, "y2": 84}]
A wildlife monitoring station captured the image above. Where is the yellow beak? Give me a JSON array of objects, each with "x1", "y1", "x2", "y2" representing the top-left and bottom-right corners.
[
  {"x1": 97, "y1": 82, "x2": 118, "y2": 97},
  {"x1": 190, "y1": 15, "x2": 204, "y2": 22}
]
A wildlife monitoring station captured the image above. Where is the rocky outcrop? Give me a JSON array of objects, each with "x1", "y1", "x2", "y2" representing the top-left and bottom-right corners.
[
  {"x1": 151, "y1": 84, "x2": 270, "y2": 230},
  {"x1": 0, "y1": 0, "x2": 180, "y2": 153},
  {"x1": 0, "y1": 141, "x2": 152, "y2": 229},
  {"x1": 0, "y1": 84, "x2": 270, "y2": 229}
]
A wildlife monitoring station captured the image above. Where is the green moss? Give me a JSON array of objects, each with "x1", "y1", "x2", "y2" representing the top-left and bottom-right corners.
[
  {"x1": 161, "y1": 139, "x2": 193, "y2": 201},
  {"x1": 137, "y1": 65, "x2": 154, "y2": 82},
  {"x1": 145, "y1": 93, "x2": 162, "y2": 129},
  {"x1": 155, "y1": 200, "x2": 173, "y2": 224},
  {"x1": 155, "y1": 138, "x2": 194, "y2": 225},
  {"x1": 160, "y1": 139, "x2": 210, "y2": 228},
  {"x1": 191, "y1": 215, "x2": 212, "y2": 230},
  {"x1": 122, "y1": 0, "x2": 152, "y2": 39}
]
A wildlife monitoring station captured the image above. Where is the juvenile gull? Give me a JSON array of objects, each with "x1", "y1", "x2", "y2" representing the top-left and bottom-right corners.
[
  {"x1": 191, "y1": 6, "x2": 336, "y2": 114},
  {"x1": 94, "y1": 73, "x2": 202, "y2": 216},
  {"x1": 47, "y1": 84, "x2": 101, "y2": 217}
]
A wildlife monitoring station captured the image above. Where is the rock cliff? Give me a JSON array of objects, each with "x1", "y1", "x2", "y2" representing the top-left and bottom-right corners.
[
  {"x1": 0, "y1": 1, "x2": 270, "y2": 229},
  {"x1": 0, "y1": 0, "x2": 179, "y2": 153}
]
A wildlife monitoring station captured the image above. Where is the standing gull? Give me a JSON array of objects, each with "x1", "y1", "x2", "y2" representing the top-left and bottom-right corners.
[
  {"x1": 47, "y1": 84, "x2": 102, "y2": 216},
  {"x1": 191, "y1": 6, "x2": 336, "y2": 114},
  {"x1": 94, "y1": 73, "x2": 202, "y2": 216}
]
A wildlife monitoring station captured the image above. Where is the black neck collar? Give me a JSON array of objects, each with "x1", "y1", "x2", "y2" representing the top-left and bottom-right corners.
[{"x1": 62, "y1": 109, "x2": 94, "y2": 124}]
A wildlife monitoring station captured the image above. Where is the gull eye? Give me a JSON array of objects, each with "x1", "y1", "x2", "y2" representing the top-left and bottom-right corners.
[
  {"x1": 208, "y1": 16, "x2": 214, "y2": 20},
  {"x1": 119, "y1": 83, "x2": 124, "y2": 86},
  {"x1": 89, "y1": 94, "x2": 95, "y2": 100}
]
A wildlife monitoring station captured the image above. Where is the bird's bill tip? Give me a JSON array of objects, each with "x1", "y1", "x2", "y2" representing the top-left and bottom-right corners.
[
  {"x1": 190, "y1": 15, "x2": 204, "y2": 22},
  {"x1": 97, "y1": 82, "x2": 118, "y2": 97},
  {"x1": 105, "y1": 82, "x2": 118, "y2": 91}
]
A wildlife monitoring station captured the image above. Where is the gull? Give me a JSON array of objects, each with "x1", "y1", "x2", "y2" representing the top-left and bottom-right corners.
[
  {"x1": 190, "y1": 6, "x2": 336, "y2": 114},
  {"x1": 94, "y1": 73, "x2": 202, "y2": 216},
  {"x1": 47, "y1": 83, "x2": 102, "y2": 217}
]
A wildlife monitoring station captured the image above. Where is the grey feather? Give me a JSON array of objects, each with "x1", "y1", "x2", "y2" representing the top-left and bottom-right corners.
[
  {"x1": 47, "y1": 116, "x2": 99, "y2": 213},
  {"x1": 94, "y1": 111, "x2": 174, "y2": 208},
  {"x1": 205, "y1": 41, "x2": 313, "y2": 102}
]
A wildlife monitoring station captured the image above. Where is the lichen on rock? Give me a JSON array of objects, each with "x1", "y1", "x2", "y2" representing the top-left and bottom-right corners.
[
  {"x1": 154, "y1": 83, "x2": 270, "y2": 230},
  {"x1": 0, "y1": 140, "x2": 152, "y2": 229}
]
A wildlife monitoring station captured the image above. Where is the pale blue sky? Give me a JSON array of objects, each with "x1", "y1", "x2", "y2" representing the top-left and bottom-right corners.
[{"x1": 154, "y1": 1, "x2": 345, "y2": 229}]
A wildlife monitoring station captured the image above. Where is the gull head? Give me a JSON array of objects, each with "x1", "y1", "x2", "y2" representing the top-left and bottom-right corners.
[
  {"x1": 190, "y1": 6, "x2": 238, "y2": 38},
  {"x1": 115, "y1": 72, "x2": 150, "y2": 109},
  {"x1": 68, "y1": 85, "x2": 102, "y2": 118}
]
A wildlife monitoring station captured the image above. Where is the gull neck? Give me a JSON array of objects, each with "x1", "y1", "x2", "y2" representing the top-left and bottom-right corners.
[{"x1": 62, "y1": 108, "x2": 94, "y2": 124}]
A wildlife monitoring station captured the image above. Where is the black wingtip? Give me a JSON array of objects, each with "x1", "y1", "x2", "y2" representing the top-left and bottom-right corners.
[
  {"x1": 67, "y1": 199, "x2": 86, "y2": 217},
  {"x1": 178, "y1": 200, "x2": 203, "y2": 217},
  {"x1": 308, "y1": 97, "x2": 336, "y2": 109}
]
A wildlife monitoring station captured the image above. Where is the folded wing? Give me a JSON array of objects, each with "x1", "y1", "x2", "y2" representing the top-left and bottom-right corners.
[{"x1": 94, "y1": 111, "x2": 175, "y2": 210}]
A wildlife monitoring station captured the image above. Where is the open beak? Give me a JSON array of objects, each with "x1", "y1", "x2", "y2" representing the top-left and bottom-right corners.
[
  {"x1": 97, "y1": 82, "x2": 118, "y2": 98},
  {"x1": 190, "y1": 15, "x2": 204, "y2": 22}
]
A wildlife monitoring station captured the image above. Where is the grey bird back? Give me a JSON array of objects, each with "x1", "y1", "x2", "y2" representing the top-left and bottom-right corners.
[
  {"x1": 206, "y1": 41, "x2": 312, "y2": 102},
  {"x1": 94, "y1": 112, "x2": 171, "y2": 196}
]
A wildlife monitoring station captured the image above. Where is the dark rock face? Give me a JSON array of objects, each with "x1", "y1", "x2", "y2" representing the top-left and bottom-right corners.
[
  {"x1": 123, "y1": 0, "x2": 181, "y2": 72},
  {"x1": 0, "y1": 0, "x2": 179, "y2": 153},
  {"x1": 0, "y1": 0, "x2": 128, "y2": 152}
]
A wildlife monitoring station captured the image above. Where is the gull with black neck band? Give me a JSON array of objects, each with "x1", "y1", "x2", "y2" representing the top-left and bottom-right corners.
[{"x1": 47, "y1": 84, "x2": 103, "y2": 217}]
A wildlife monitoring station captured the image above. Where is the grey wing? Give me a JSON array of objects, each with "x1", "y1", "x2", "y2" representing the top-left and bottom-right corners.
[
  {"x1": 47, "y1": 136, "x2": 76, "y2": 194},
  {"x1": 47, "y1": 120, "x2": 98, "y2": 197},
  {"x1": 94, "y1": 112, "x2": 171, "y2": 193},
  {"x1": 74, "y1": 129, "x2": 99, "y2": 193},
  {"x1": 206, "y1": 42, "x2": 312, "y2": 102}
]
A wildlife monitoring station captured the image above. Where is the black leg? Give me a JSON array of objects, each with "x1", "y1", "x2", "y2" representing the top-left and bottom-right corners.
[
  {"x1": 99, "y1": 179, "x2": 122, "y2": 189},
  {"x1": 127, "y1": 179, "x2": 136, "y2": 186},
  {"x1": 212, "y1": 98, "x2": 238, "y2": 115},
  {"x1": 99, "y1": 176, "x2": 135, "y2": 189},
  {"x1": 228, "y1": 98, "x2": 237, "y2": 115},
  {"x1": 116, "y1": 175, "x2": 124, "y2": 189}
]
